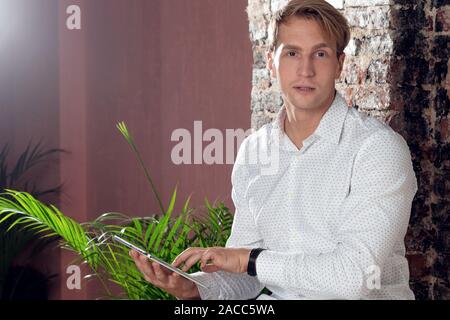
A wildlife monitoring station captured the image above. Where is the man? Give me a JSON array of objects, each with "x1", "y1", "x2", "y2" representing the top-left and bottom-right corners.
[{"x1": 131, "y1": 0, "x2": 418, "y2": 299}]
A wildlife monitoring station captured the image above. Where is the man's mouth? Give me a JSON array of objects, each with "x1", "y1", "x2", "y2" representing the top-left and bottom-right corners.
[{"x1": 294, "y1": 86, "x2": 315, "y2": 92}]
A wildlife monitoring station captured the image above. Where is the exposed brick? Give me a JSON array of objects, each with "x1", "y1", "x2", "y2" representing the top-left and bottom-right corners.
[
  {"x1": 435, "y1": 6, "x2": 450, "y2": 32},
  {"x1": 345, "y1": 6, "x2": 390, "y2": 30},
  {"x1": 325, "y1": 0, "x2": 344, "y2": 9},
  {"x1": 365, "y1": 34, "x2": 393, "y2": 56},
  {"x1": 392, "y1": 30, "x2": 429, "y2": 58},
  {"x1": 393, "y1": 56, "x2": 434, "y2": 85},
  {"x1": 252, "y1": 68, "x2": 271, "y2": 89},
  {"x1": 251, "y1": 87, "x2": 282, "y2": 113},
  {"x1": 431, "y1": 200, "x2": 450, "y2": 225},
  {"x1": 353, "y1": 84, "x2": 391, "y2": 110},
  {"x1": 345, "y1": 0, "x2": 390, "y2": 6},
  {"x1": 390, "y1": 2, "x2": 431, "y2": 31},
  {"x1": 247, "y1": 0, "x2": 270, "y2": 16},
  {"x1": 253, "y1": 45, "x2": 269, "y2": 69},
  {"x1": 393, "y1": 0, "x2": 426, "y2": 5},
  {"x1": 415, "y1": 283, "x2": 433, "y2": 300},
  {"x1": 247, "y1": 0, "x2": 448, "y2": 300},
  {"x1": 348, "y1": 34, "x2": 393, "y2": 57},
  {"x1": 407, "y1": 254, "x2": 429, "y2": 278},
  {"x1": 446, "y1": 58, "x2": 450, "y2": 99},
  {"x1": 271, "y1": 0, "x2": 289, "y2": 13},
  {"x1": 432, "y1": 0, "x2": 450, "y2": 9},
  {"x1": 435, "y1": 117, "x2": 448, "y2": 144},
  {"x1": 432, "y1": 35, "x2": 450, "y2": 61},
  {"x1": 433, "y1": 279, "x2": 450, "y2": 300},
  {"x1": 251, "y1": 110, "x2": 277, "y2": 130},
  {"x1": 435, "y1": 87, "x2": 449, "y2": 119},
  {"x1": 367, "y1": 58, "x2": 389, "y2": 83},
  {"x1": 342, "y1": 60, "x2": 364, "y2": 84},
  {"x1": 397, "y1": 85, "x2": 432, "y2": 139},
  {"x1": 434, "y1": 59, "x2": 449, "y2": 85},
  {"x1": 344, "y1": 38, "x2": 362, "y2": 56},
  {"x1": 433, "y1": 170, "x2": 450, "y2": 198},
  {"x1": 249, "y1": 15, "x2": 268, "y2": 42}
]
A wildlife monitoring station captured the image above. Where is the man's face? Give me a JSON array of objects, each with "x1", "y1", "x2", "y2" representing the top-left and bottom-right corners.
[{"x1": 267, "y1": 17, "x2": 345, "y2": 113}]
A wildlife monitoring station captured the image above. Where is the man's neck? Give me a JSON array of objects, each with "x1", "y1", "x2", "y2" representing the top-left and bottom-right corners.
[{"x1": 283, "y1": 91, "x2": 336, "y2": 150}]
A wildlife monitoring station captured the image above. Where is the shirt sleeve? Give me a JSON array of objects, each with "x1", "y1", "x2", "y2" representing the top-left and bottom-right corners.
[
  {"x1": 255, "y1": 130, "x2": 418, "y2": 299},
  {"x1": 189, "y1": 137, "x2": 265, "y2": 300}
]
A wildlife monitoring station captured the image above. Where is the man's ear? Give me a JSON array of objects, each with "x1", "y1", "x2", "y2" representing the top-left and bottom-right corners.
[
  {"x1": 266, "y1": 50, "x2": 277, "y2": 79},
  {"x1": 335, "y1": 52, "x2": 345, "y2": 79}
]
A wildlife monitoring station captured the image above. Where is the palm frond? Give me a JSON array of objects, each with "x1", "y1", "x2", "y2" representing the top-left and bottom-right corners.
[
  {"x1": 0, "y1": 141, "x2": 65, "y2": 292},
  {"x1": 0, "y1": 190, "x2": 99, "y2": 268},
  {"x1": 7, "y1": 141, "x2": 64, "y2": 191},
  {"x1": 116, "y1": 122, "x2": 165, "y2": 215},
  {"x1": 189, "y1": 198, "x2": 234, "y2": 248}
]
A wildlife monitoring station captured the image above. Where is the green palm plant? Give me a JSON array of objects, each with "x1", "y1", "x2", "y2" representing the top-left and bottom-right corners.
[
  {"x1": 0, "y1": 141, "x2": 63, "y2": 299},
  {"x1": 0, "y1": 123, "x2": 234, "y2": 300}
]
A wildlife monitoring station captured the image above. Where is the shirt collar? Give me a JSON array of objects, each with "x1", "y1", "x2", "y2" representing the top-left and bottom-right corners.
[{"x1": 270, "y1": 91, "x2": 349, "y2": 147}]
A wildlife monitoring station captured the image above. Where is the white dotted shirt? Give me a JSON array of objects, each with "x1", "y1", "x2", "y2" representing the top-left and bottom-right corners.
[{"x1": 191, "y1": 91, "x2": 418, "y2": 300}]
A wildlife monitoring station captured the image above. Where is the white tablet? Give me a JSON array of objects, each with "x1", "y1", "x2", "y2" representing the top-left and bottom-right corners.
[{"x1": 113, "y1": 235, "x2": 209, "y2": 289}]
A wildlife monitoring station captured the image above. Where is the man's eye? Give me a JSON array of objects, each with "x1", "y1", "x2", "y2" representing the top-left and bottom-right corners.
[
  {"x1": 287, "y1": 51, "x2": 297, "y2": 57},
  {"x1": 316, "y1": 51, "x2": 327, "y2": 58}
]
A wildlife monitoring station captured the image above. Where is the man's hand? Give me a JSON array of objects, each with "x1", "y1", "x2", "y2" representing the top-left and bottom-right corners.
[
  {"x1": 172, "y1": 247, "x2": 252, "y2": 274},
  {"x1": 129, "y1": 250, "x2": 200, "y2": 300}
]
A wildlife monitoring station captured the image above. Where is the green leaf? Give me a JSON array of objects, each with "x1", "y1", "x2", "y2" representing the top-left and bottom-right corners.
[{"x1": 116, "y1": 121, "x2": 165, "y2": 215}]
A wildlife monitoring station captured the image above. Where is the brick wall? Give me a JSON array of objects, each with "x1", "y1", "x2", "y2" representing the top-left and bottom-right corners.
[{"x1": 247, "y1": 0, "x2": 449, "y2": 300}]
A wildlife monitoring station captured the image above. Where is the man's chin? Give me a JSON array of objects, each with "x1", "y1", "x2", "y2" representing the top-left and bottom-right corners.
[
  {"x1": 289, "y1": 96, "x2": 316, "y2": 110},
  {"x1": 291, "y1": 104, "x2": 313, "y2": 112}
]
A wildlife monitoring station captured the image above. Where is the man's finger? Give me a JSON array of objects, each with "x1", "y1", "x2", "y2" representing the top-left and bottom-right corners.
[
  {"x1": 180, "y1": 252, "x2": 204, "y2": 272},
  {"x1": 137, "y1": 254, "x2": 159, "y2": 283},
  {"x1": 172, "y1": 248, "x2": 196, "y2": 267},
  {"x1": 130, "y1": 249, "x2": 140, "y2": 260},
  {"x1": 172, "y1": 248, "x2": 203, "y2": 268},
  {"x1": 132, "y1": 250, "x2": 166, "y2": 277},
  {"x1": 130, "y1": 251, "x2": 144, "y2": 271},
  {"x1": 152, "y1": 262, "x2": 171, "y2": 281},
  {"x1": 200, "y1": 250, "x2": 215, "y2": 267},
  {"x1": 201, "y1": 264, "x2": 220, "y2": 273},
  {"x1": 166, "y1": 272, "x2": 181, "y2": 288}
]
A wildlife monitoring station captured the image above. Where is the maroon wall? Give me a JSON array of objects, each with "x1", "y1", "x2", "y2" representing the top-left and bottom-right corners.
[{"x1": 1, "y1": 0, "x2": 252, "y2": 299}]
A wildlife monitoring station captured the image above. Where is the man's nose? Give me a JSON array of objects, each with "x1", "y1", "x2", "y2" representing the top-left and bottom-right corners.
[{"x1": 296, "y1": 58, "x2": 315, "y2": 77}]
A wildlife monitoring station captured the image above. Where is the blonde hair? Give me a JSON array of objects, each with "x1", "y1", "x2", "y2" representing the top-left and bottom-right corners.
[{"x1": 268, "y1": 0, "x2": 350, "y2": 56}]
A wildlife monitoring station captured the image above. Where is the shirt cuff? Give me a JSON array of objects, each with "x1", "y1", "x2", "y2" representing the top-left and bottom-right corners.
[
  {"x1": 188, "y1": 271, "x2": 221, "y2": 300},
  {"x1": 256, "y1": 250, "x2": 300, "y2": 287}
]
